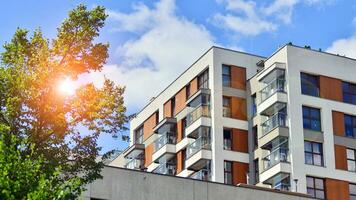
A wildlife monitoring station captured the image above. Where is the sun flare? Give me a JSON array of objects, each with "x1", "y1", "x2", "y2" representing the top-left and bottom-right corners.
[{"x1": 58, "y1": 77, "x2": 76, "y2": 96}]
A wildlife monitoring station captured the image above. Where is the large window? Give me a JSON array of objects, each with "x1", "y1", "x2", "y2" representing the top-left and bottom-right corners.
[
  {"x1": 343, "y1": 82, "x2": 356, "y2": 105},
  {"x1": 301, "y1": 72, "x2": 319, "y2": 97},
  {"x1": 251, "y1": 94, "x2": 257, "y2": 117},
  {"x1": 306, "y1": 176, "x2": 325, "y2": 199},
  {"x1": 222, "y1": 65, "x2": 231, "y2": 87},
  {"x1": 254, "y1": 159, "x2": 259, "y2": 184},
  {"x1": 347, "y1": 148, "x2": 356, "y2": 172},
  {"x1": 198, "y1": 69, "x2": 209, "y2": 89},
  {"x1": 224, "y1": 161, "x2": 233, "y2": 185},
  {"x1": 135, "y1": 126, "x2": 144, "y2": 144},
  {"x1": 223, "y1": 96, "x2": 232, "y2": 117},
  {"x1": 350, "y1": 184, "x2": 356, "y2": 200},
  {"x1": 304, "y1": 141, "x2": 324, "y2": 166},
  {"x1": 223, "y1": 129, "x2": 232, "y2": 150},
  {"x1": 345, "y1": 114, "x2": 356, "y2": 138},
  {"x1": 303, "y1": 106, "x2": 321, "y2": 131}
]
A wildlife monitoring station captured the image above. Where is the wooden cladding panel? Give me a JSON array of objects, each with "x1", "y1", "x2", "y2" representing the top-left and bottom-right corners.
[
  {"x1": 319, "y1": 76, "x2": 343, "y2": 102},
  {"x1": 144, "y1": 143, "x2": 154, "y2": 167},
  {"x1": 190, "y1": 77, "x2": 198, "y2": 96},
  {"x1": 231, "y1": 97, "x2": 247, "y2": 120},
  {"x1": 176, "y1": 151, "x2": 184, "y2": 174},
  {"x1": 232, "y1": 129, "x2": 248, "y2": 153},
  {"x1": 325, "y1": 178, "x2": 349, "y2": 200},
  {"x1": 177, "y1": 120, "x2": 183, "y2": 142},
  {"x1": 175, "y1": 88, "x2": 186, "y2": 114},
  {"x1": 164, "y1": 100, "x2": 172, "y2": 118},
  {"x1": 143, "y1": 112, "x2": 158, "y2": 140},
  {"x1": 231, "y1": 66, "x2": 246, "y2": 90},
  {"x1": 232, "y1": 162, "x2": 249, "y2": 185},
  {"x1": 334, "y1": 145, "x2": 348, "y2": 170},
  {"x1": 332, "y1": 111, "x2": 345, "y2": 136}
]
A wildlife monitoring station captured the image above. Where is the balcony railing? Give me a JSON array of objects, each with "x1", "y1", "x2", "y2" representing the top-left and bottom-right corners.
[
  {"x1": 223, "y1": 107, "x2": 232, "y2": 118},
  {"x1": 154, "y1": 162, "x2": 176, "y2": 175},
  {"x1": 125, "y1": 158, "x2": 144, "y2": 170},
  {"x1": 263, "y1": 147, "x2": 289, "y2": 171},
  {"x1": 260, "y1": 78, "x2": 286, "y2": 102},
  {"x1": 154, "y1": 132, "x2": 176, "y2": 152},
  {"x1": 186, "y1": 105, "x2": 210, "y2": 127},
  {"x1": 186, "y1": 136, "x2": 211, "y2": 159},
  {"x1": 273, "y1": 182, "x2": 291, "y2": 191},
  {"x1": 261, "y1": 112, "x2": 287, "y2": 136},
  {"x1": 190, "y1": 169, "x2": 211, "y2": 181}
]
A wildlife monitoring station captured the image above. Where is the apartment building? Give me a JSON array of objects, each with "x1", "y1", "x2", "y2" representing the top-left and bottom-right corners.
[{"x1": 111, "y1": 44, "x2": 356, "y2": 200}]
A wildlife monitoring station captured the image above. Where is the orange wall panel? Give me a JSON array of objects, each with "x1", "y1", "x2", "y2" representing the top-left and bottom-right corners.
[
  {"x1": 144, "y1": 143, "x2": 154, "y2": 167},
  {"x1": 334, "y1": 145, "x2": 348, "y2": 170},
  {"x1": 190, "y1": 78, "x2": 198, "y2": 96},
  {"x1": 232, "y1": 162, "x2": 249, "y2": 185},
  {"x1": 176, "y1": 151, "x2": 183, "y2": 174},
  {"x1": 325, "y1": 178, "x2": 349, "y2": 200},
  {"x1": 231, "y1": 66, "x2": 246, "y2": 90},
  {"x1": 177, "y1": 120, "x2": 183, "y2": 143},
  {"x1": 231, "y1": 97, "x2": 247, "y2": 120},
  {"x1": 232, "y1": 129, "x2": 248, "y2": 153},
  {"x1": 319, "y1": 76, "x2": 343, "y2": 102},
  {"x1": 143, "y1": 112, "x2": 158, "y2": 140},
  {"x1": 164, "y1": 100, "x2": 172, "y2": 118},
  {"x1": 175, "y1": 88, "x2": 186, "y2": 114},
  {"x1": 332, "y1": 111, "x2": 345, "y2": 136}
]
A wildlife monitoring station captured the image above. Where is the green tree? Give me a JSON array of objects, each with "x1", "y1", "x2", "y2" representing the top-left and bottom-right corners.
[{"x1": 0, "y1": 4, "x2": 129, "y2": 199}]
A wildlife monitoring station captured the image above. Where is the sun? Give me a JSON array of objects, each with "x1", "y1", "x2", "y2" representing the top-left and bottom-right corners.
[{"x1": 58, "y1": 77, "x2": 76, "y2": 96}]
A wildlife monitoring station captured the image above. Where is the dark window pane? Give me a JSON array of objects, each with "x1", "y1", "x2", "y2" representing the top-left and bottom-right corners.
[
  {"x1": 311, "y1": 109, "x2": 320, "y2": 119},
  {"x1": 350, "y1": 184, "x2": 356, "y2": 195},
  {"x1": 313, "y1": 143, "x2": 322, "y2": 153},
  {"x1": 306, "y1": 177, "x2": 314, "y2": 188},
  {"x1": 307, "y1": 188, "x2": 315, "y2": 197},
  {"x1": 313, "y1": 155, "x2": 322, "y2": 166},
  {"x1": 315, "y1": 190, "x2": 325, "y2": 199},
  {"x1": 222, "y1": 65, "x2": 230, "y2": 75},
  {"x1": 304, "y1": 141, "x2": 312, "y2": 152},
  {"x1": 305, "y1": 153, "x2": 313, "y2": 164},
  {"x1": 303, "y1": 119, "x2": 311, "y2": 129},
  {"x1": 315, "y1": 178, "x2": 324, "y2": 189},
  {"x1": 311, "y1": 120, "x2": 321, "y2": 131}
]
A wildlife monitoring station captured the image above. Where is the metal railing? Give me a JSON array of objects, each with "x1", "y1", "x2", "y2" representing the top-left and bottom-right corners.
[
  {"x1": 273, "y1": 183, "x2": 290, "y2": 191},
  {"x1": 223, "y1": 107, "x2": 232, "y2": 118},
  {"x1": 186, "y1": 105, "x2": 210, "y2": 127},
  {"x1": 190, "y1": 169, "x2": 211, "y2": 181},
  {"x1": 260, "y1": 78, "x2": 286, "y2": 102},
  {"x1": 125, "y1": 158, "x2": 144, "y2": 170},
  {"x1": 263, "y1": 147, "x2": 289, "y2": 171},
  {"x1": 154, "y1": 163, "x2": 176, "y2": 175},
  {"x1": 154, "y1": 132, "x2": 176, "y2": 152},
  {"x1": 261, "y1": 112, "x2": 287, "y2": 136},
  {"x1": 186, "y1": 137, "x2": 211, "y2": 159}
]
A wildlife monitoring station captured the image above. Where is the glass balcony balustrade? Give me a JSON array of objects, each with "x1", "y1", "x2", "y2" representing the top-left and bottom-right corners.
[
  {"x1": 154, "y1": 162, "x2": 176, "y2": 175},
  {"x1": 125, "y1": 158, "x2": 144, "y2": 170},
  {"x1": 186, "y1": 136, "x2": 211, "y2": 159},
  {"x1": 154, "y1": 131, "x2": 176, "y2": 152},
  {"x1": 263, "y1": 147, "x2": 290, "y2": 170},
  {"x1": 260, "y1": 78, "x2": 286, "y2": 102},
  {"x1": 261, "y1": 112, "x2": 287, "y2": 136},
  {"x1": 190, "y1": 169, "x2": 211, "y2": 181},
  {"x1": 273, "y1": 182, "x2": 291, "y2": 191},
  {"x1": 186, "y1": 105, "x2": 211, "y2": 127}
]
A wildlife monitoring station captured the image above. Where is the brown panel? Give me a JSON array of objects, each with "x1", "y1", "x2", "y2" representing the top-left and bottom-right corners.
[
  {"x1": 231, "y1": 66, "x2": 246, "y2": 90},
  {"x1": 325, "y1": 178, "x2": 349, "y2": 200},
  {"x1": 334, "y1": 145, "x2": 348, "y2": 170},
  {"x1": 319, "y1": 76, "x2": 343, "y2": 102},
  {"x1": 231, "y1": 97, "x2": 247, "y2": 120},
  {"x1": 232, "y1": 129, "x2": 248, "y2": 153},
  {"x1": 332, "y1": 111, "x2": 345, "y2": 136},
  {"x1": 176, "y1": 151, "x2": 183, "y2": 174},
  {"x1": 144, "y1": 143, "x2": 154, "y2": 167},
  {"x1": 177, "y1": 120, "x2": 183, "y2": 142},
  {"x1": 143, "y1": 112, "x2": 158, "y2": 140},
  {"x1": 232, "y1": 162, "x2": 249, "y2": 185},
  {"x1": 175, "y1": 88, "x2": 186, "y2": 114},
  {"x1": 190, "y1": 78, "x2": 198, "y2": 96},
  {"x1": 164, "y1": 100, "x2": 172, "y2": 118}
]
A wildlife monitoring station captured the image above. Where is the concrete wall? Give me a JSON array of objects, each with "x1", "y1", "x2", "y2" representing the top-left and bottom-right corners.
[{"x1": 82, "y1": 166, "x2": 313, "y2": 200}]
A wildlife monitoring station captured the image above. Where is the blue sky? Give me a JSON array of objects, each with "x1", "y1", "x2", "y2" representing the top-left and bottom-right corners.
[{"x1": 1, "y1": 0, "x2": 356, "y2": 153}]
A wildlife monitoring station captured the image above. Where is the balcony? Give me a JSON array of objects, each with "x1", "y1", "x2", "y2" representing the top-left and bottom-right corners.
[
  {"x1": 185, "y1": 137, "x2": 212, "y2": 171},
  {"x1": 186, "y1": 137, "x2": 211, "y2": 159},
  {"x1": 262, "y1": 172, "x2": 291, "y2": 192},
  {"x1": 186, "y1": 105, "x2": 210, "y2": 127},
  {"x1": 263, "y1": 147, "x2": 290, "y2": 171},
  {"x1": 261, "y1": 112, "x2": 287, "y2": 136},
  {"x1": 260, "y1": 78, "x2": 286, "y2": 103},
  {"x1": 273, "y1": 182, "x2": 291, "y2": 191},
  {"x1": 190, "y1": 168, "x2": 211, "y2": 181},
  {"x1": 125, "y1": 158, "x2": 144, "y2": 170},
  {"x1": 152, "y1": 131, "x2": 176, "y2": 163},
  {"x1": 154, "y1": 132, "x2": 176, "y2": 152},
  {"x1": 154, "y1": 162, "x2": 176, "y2": 175}
]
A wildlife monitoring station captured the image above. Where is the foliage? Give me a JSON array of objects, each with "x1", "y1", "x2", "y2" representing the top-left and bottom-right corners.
[{"x1": 0, "y1": 4, "x2": 129, "y2": 199}]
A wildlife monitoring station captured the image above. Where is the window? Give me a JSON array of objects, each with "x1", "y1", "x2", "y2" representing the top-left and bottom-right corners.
[
  {"x1": 345, "y1": 114, "x2": 356, "y2": 138},
  {"x1": 223, "y1": 129, "x2": 232, "y2": 150},
  {"x1": 222, "y1": 64, "x2": 231, "y2": 87},
  {"x1": 155, "y1": 111, "x2": 159, "y2": 125},
  {"x1": 301, "y1": 72, "x2": 319, "y2": 97},
  {"x1": 304, "y1": 141, "x2": 324, "y2": 166},
  {"x1": 223, "y1": 96, "x2": 231, "y2": 117},
  {"x1": 306, "y1": 176, "x2": 325, "y2": 199},
  {"x1": 303, "y1": 106, "x2": 321, "y2": 131},
  {"x1": 198, "y1": 69, "x2": 209, "y2": 89},
  {"x1": 171, "y1": 97, "x2": 176, "y2": 117},
  {"x1": 135, "y1": 126, "x2": 144, "y2": 144},
  {"x1": 343, "y1": 82, "x2": 356, "y2": 105},
  {"x1": 253, "y1": 126, "x2": 258, "y2": 149},
  {"x1": 254, "y1": 159, "x2": 259, "y2": 184},
  {"x1": 182, "y1": 117, "x2": 187, "y2": 138},
  {"x1": 350, "y1": 184, "x2": 356, "y2": 200},
  {"x1": 251, "y1": 94, "x2": 257, "y2": 117},
  {"x1": 347, "y1": 149, "x2": 356, "y2": 172},
  {"x1": 186, "y1": 84, "x2": 191, "y2": 99},
  {"x1": 224, "y1": 161, "x2": 233, "y2": 184}
]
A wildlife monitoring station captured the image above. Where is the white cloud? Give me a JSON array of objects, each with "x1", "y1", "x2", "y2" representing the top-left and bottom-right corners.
[
  {"x1": 264, "y1": 0, "x2": 298, "y2": 24},
  {"x1": 326, "y1": 36, "x2": 356, "y2": 59},
  {"x1": 79, "y1": 0, "x2": 215, "y2": 109}
]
